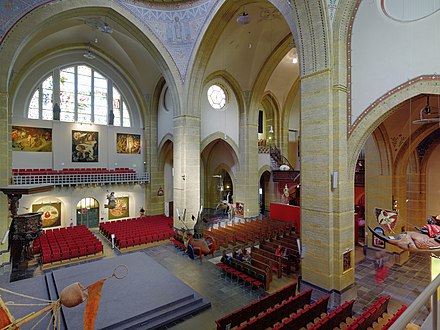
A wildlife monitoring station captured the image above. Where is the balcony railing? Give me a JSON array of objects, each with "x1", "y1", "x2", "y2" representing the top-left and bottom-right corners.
[{"x1": 12, "y1": 172, "x2": 150, "y2": 186}]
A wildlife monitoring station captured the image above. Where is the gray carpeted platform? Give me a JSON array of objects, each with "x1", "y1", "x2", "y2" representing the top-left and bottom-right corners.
[{"x1": 2, "y1": 252, "x2": 211, "y2": 329}]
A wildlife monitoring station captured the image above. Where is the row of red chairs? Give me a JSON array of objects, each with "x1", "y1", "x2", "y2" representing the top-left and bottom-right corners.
[
  {"x1": 34, "y1": 225, "x2": 104, "y2": 264},
  {"x1": 100, "y1": 216, "x2": 173, "y2": 249},
  {"x1": 309, "y1": 300, "x2": 355, "y2": 329},
  {"x1": 215, "y1": 282, "x2": 298, "y2": 330},
  {"x1": 346, "y1": 296, "x2": 390, "y2": 329},
  {"x1": 236, "y1": 292, "x2": 327, "y2": 330},
  {"x1": 382, "y1": 305, "x2": 407, "y2": 329},
  {"x1": 41, "y1": 242, "x2": 103, "y2": 264}
]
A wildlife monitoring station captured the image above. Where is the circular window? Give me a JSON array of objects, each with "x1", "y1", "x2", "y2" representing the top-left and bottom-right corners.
[{"x1": 207, "y1": 84, "x2": 227, "y2": 110}]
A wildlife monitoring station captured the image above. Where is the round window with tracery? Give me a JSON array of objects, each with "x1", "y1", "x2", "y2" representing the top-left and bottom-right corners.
[{"x1": 207, "y1": 84, "x2": 227, "y2": 110}]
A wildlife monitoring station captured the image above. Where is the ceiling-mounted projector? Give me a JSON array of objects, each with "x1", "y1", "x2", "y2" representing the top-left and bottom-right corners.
[{"x1": 236, "y1": 12, "x2": 251, "y2": 25}]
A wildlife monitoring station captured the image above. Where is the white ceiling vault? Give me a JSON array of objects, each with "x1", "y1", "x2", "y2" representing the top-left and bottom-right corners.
[{"x1": 2, "y1": 0, "x2": 298, "y2": 105}]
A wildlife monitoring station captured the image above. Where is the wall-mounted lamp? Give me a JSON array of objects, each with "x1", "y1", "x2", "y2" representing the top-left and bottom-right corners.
[{"x1": 331, "y1": 171, "x2": 338, "y2": 190}]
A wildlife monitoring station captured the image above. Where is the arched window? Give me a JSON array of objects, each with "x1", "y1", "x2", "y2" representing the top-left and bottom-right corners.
[{"x1": 28, "y1": 64, "x2": 131, "y2": 127}]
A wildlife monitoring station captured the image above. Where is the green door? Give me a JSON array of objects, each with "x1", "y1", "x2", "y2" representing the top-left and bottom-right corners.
[{"x1": 76, "y1": 198, "x2": 100, "y2": 228}]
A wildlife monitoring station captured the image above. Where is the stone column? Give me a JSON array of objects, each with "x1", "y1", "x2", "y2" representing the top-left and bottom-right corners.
[
  {"x1": 144, "y1": 94, "x2": 164, "y2": 216},
  {"x1": 0, "y1": 90, "x2": 11, "y2": 265},
  {"x1": 234, "y1": 109, "x2": 259, "y2": 218},
  {"x1": 173, "y1": 115, "x2": 200, "y2": 229},
  {"x1": 299, "y1": 70, "x2": 354, "y2": 303}
]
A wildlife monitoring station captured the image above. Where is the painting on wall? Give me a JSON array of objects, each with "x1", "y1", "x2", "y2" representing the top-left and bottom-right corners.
[
  {"x1": 116, "y1": 133, "x2": 141, "y2": 154},
  {"x1": 32, "y1": 202, "x2": 61, "y2": 228},
  {"x1": 72, "y1": 130, "x2": 98, "y2": 162},
  {"x1": 108, "y1": 197, "x2": 129, "y2": 220},
  {"x1": 12, "y1": 126, "x2": 52, "y2": 152},
  {"x1": 343, "y1": 249, "x2": 352, "y2": 273}
]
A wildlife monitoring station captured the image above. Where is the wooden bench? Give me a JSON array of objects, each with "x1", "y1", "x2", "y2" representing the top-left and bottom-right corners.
[
  {"x1": 214, "y1": 282, "x2": 300, "y2": 330},
  {"x1": 250, "y1": 247, "x2": 283, "y2": 278},
  {"x1": 227, "y1": 257, "x2": 271, "y2": 290},
  {"x1": 251, "y1": 245, "x2": 291, "y2": 274},
  {"x1": 261, "y1": 240, "x2": 300, "y2": 271}
]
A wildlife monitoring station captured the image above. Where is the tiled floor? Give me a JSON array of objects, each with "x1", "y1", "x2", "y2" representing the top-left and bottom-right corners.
[{"x1": 0, "y1": 235, "x2": 432, "y2": 329}]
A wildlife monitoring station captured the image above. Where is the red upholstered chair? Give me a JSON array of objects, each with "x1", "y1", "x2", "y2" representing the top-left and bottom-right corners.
[
  {"x1": 79, "y1": 246, "x2": 87, "y2": 257},
  {"x1": 42, "y1": 253, "x2": 51, "y2": 264},
  {"x1": 61, "y1": 249, "x2": 70, "y2": 260}
]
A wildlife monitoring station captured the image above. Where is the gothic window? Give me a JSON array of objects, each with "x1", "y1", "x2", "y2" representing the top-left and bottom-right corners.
[{"x1": 28, "y1": 64, "x2": 131, "y2": 127}]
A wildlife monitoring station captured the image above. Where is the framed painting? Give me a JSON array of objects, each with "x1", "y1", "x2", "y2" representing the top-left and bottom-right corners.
[
  {"x1": 72, "y1": 130, "x2": 98, "y2": 162},
  {"x1": 343, "y1": 249, "x2": 352, "y2": 273},
  {"x1": 116, "y1": 133, "x2": 141, "y2": 154},
  {"x1": 12, "y1": 126, "x2": 52, "y2": 152},
  {"x1": 32, "y1": 202, "x2": 61, "y2": 228},
  {"x1": 108, "y1": 197, "x2": 129, "y2": 220}
]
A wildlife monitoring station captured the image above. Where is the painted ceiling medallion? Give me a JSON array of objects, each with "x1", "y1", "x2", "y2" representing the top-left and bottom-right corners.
[{"x1": 381, "y1": 0, "x2": 440, "y2": 22}]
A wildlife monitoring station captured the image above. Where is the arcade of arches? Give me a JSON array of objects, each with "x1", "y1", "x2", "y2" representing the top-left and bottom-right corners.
[{"x1": 1, "y1": 0, "x2": 440, "y2": 307}]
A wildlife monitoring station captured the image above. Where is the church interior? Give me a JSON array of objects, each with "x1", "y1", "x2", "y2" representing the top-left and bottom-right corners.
[{"x1": 0, "y1": 0, "x2": 440, "y2": 329}]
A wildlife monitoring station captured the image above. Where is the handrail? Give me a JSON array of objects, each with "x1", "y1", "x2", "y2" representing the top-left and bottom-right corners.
[{"x1": 390, "y1": 272, "x2": 440, "y2": 329}]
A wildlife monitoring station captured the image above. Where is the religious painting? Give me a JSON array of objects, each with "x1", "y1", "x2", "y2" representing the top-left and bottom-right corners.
[
  {"x1": 12, "y1": 126, "x2": 52, "y2": 152},
  {"x1": 32, "y1": 202, "x2": 61, "y2": 228},
  {"x1": 116, "y1": 133, "x2": 141, "y2": 154},
  {"x1": 236, "y1": 202, "x2": 244, "y2": 217},
  {"x1": 342, "y1": 249, "x2": 352, "y2": 273},
  {"x1": 372, "y1": 227, "x2": 386, "y2": 249},
  {"x1": 108, "y1": 197, "x2": 129, "y2": 220},
  {"x1": 72, "y1": 130, "x2": 98, "y2": 162}
]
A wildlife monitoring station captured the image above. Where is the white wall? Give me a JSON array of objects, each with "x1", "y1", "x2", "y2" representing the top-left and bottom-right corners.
[
  {"x1": 351, "y1": 1, "x2": 440, "y2": 123},
  {"x1": 12, "y1": 118, "x2": 144, "y2": 172},
  {"x1": 426, "y1": 144, "x2": 440, "y2": 216},
  {"x1": 19, "y1": 185, "x2": 146, "y2": 228},
  {"x1": 201, "y1": 79, "x2": 239, "y2": 146},
  {"x1": 158, "y1": 85, "x2": 174, "y2": 146}
]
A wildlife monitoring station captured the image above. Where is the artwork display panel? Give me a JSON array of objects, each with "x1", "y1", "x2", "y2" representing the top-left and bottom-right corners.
[
  {"x1": 32, "y1": 202, "x2": 61, "y2": 228},
  {"x1": 72, "y1": 130, "x2": 98, "y2": 162},
  {"x1": 116, "y1": 133, "x2": 141, "y2": 154},
  {"x1": 12, "y1": 126, "x2": 52, "y2": 152},
  {"x1": 108, "y1": 197, "x2": 129, "y2": 220}
]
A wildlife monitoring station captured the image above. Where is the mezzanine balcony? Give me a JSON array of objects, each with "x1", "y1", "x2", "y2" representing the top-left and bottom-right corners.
[{"x1": 11, "y1": 168, "x2": 150, "y2": 186}]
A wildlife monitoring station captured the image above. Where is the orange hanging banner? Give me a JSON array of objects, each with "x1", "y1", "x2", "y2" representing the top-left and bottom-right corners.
[
  {"x1": 0, "y1": 297, "x2": 13, "y2": 328},
  {"x1": 83, "y1": 279, "x2": 107, "y2": 330}
]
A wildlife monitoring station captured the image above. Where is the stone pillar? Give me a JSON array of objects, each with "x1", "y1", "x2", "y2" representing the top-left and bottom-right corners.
[
  {"x1": 0, "y1": 90, "x2": 11, "y2": 265},
  {"x1": 299, "y1": 70, "x2": 354, "y2": 303},
  {"x1": 173, "y1": 115, "x2": 200, "y2": 229},
  {"x1": 235, "y1": 111, "x2": 259, "y2": 218},
  {"x1": 144, "y1": 94, "x2": 164, "y2": 216}
]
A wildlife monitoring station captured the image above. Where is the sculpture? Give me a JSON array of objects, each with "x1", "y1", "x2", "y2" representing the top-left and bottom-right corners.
[
  {"x1": 104, "y1": 191, "x2": 116, "y2": 209},
  {"x1": 369, "y1": 226, "x2": 440, "y2": 253}
]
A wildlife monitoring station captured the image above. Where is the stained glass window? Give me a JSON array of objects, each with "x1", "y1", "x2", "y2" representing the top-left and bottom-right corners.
[
  {"x1": 60, "y1": 67, "x2": 75, "y2": 122},
  {"x1": 27, "y1": 64, "x2": 130, "y2": 127},
  {"x1": 28, "y1": 90, "x2": 39, "y2": 119}
]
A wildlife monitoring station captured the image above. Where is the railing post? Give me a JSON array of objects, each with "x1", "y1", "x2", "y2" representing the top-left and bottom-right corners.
[{"x1": 433, "y1": 291, "x2": 438, "y2": 330}]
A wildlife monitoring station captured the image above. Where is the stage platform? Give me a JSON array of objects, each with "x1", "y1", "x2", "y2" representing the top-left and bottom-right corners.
[{"x1": 2, "y1": 252, "x2": 211, "y2": 329}]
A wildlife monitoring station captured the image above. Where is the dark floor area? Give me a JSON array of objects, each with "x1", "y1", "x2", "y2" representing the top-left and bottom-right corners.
[{"x1": 0, "y1": 236, "x2": 432, "y2": 329}]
